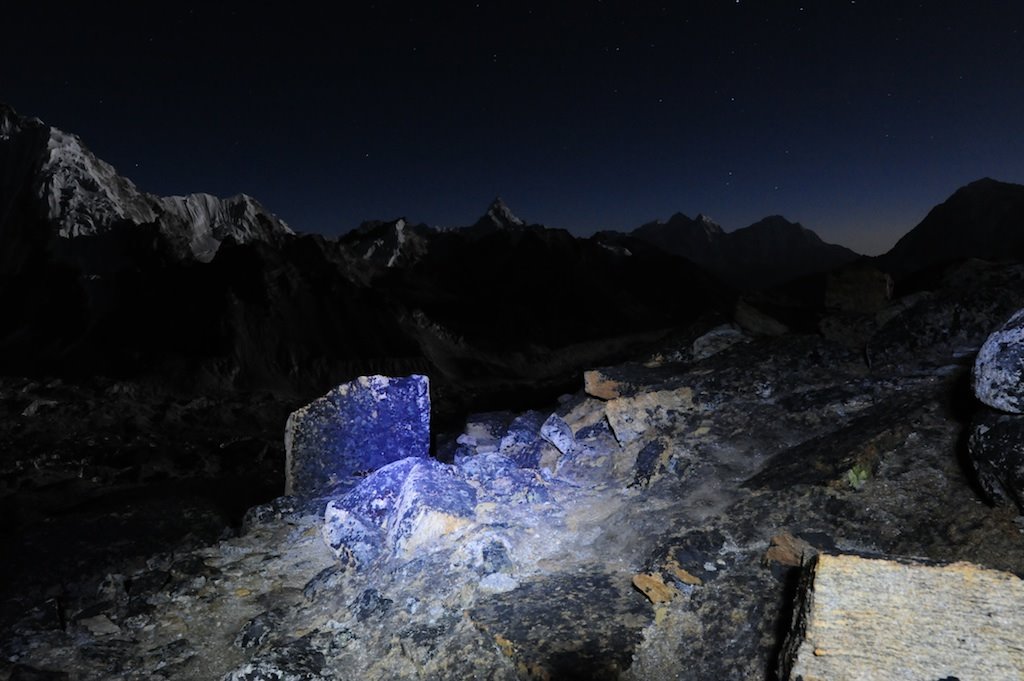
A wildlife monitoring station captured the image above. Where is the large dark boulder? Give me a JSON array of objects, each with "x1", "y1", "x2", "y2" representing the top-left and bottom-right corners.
[
  {"x1": 968, "y1": 408, "x2": 1024, "y2": 512},
  {"x1": 973, "y1": 307, "x2": 1024, "y2": 414}
]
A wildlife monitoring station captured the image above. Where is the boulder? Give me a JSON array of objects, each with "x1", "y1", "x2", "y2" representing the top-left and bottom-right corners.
[
  {"x1": 539, "y1": 413, "x2": 575, "y2": 455},
  {"x1": 734, "y1": 299, "x2": 789, "y2": 336},
  {"x1": 824, "y1": 263, "x2": 893, "y2": 314},
  {"x1": 284, "y1": 374, "x2": 430, "y2": 497},
  {"x1": 605, "y1": 387, "x2": 700, "y2": 445},
  {"x1": 222, "y1": 635, "x2": 330, "y2": 681},
  {"x1": 868, "y1": 261, "x2": 1024, "y2": 368},
  {"x1": 779, "y1": 554, "x2": 1024, "y2": 681},
  {"x1": 967, "y1": 407, "x2": 1024, "y2": 512},
  {"x1": 583, "y1": 363, "x2": 680, "y2": 400},
  {"x1": 458, "y1": 411, "x2": 516, "y2": 454},
  {"x1": 468, "y1": 571, "x2": 651, "y2": 681},
  {"x1": 322, "y1": 457, "x2": 477, "y2": 567},
  {"x1": 385, "y1": 459, "x2": 477, "y2": 562},
  {"x1": 458, "y1": 452, "x2": 549, "y2": 504},
  {"x1": 691, "y1": 324, "x2": 748, "y2": 361},
  {"x1": 973, "y1": 307, "x2": 1024, "y2": 413}
]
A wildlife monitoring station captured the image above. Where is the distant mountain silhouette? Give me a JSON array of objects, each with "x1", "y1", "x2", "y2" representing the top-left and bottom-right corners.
[
  {"x1": 618, "y1": 212, "x2": 860, "y2": 290},
  {"x1": 0, "y1": 103, "x2": 731, "y2": 411},
  {"x1": 631, "y1": 212, "x2": 723, "y2": 266},
  {"x1": 878, "y1": 178, "x2": 1024, "y2": 278},
  {"x1": 465, "y1": 197, "x2": 529, "y2": 235},
  {"x1": 6, "y1": 100, "x2": 1024, "y2": 408}
]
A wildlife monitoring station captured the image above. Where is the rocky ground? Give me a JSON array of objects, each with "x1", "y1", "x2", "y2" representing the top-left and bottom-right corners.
[{"x1": 2, "y1": 261, "x2": 1024, "y2": 680}]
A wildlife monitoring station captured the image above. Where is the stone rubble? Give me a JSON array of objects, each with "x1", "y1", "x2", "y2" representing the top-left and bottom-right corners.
[{"x1": 4, "y1": 274, "x2": 1024, "y2": 679}]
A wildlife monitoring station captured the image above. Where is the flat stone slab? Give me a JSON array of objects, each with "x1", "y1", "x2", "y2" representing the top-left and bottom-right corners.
[
  {"x1": 780, "y1": 553, "x2": 1024, "y2": 681},
  {"x1": 285, "y1": 374, "x2": 430, "y2": 497}
]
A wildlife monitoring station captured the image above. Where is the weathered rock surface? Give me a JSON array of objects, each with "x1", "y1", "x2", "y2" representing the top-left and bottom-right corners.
[
  {"x1": 825, "y1": 262, "x2": 893, "y2": 314},
  {"x1": 4, "y1": 331, "x2": 1024, "y2": 680},
  {"x1": 973, "y1": 307, "x2": 1024, "y2": 414},
  {"x1": 867, "y1": 260, "x2": 1024, "y2": 368},
  {"x1": 779, "y1": 554, "x2": 1024, "y2": 681},
  {"x1": 968, "y1": 407, "x2": 1024, "y2": 512},
  {"x1": 284, "y1": 374, "x2": 430, "y2": 497}
]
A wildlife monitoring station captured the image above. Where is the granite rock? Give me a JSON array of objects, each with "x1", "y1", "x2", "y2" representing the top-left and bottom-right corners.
[
  {"x1": 284, "y1": 374, "x2": 430, "y2": 497},
  {"x1": 384, "y1": 458, "x2": 477, "y2": 562},
  {"x1": 539, "y1": 413, "x2": 575, "y2": 455},
  {"x1": 868, "y1": 261, "x2": 1024, "y2": 368},
  {"x1": 7, "y1": 334, "x2": 1024, "y2": 681},
  {"x1": 968, "y1": 407, "x2": 1024, "y2": 511},
  {"x1": 973, "y1": 307, "x2": 1024, "y2": 414},
  {"x1": 322, "y1": 457, "x2": 477, "y2": 567},
  {"x1": 222, "y1": 635, "x2": 330, "y2": 681}
]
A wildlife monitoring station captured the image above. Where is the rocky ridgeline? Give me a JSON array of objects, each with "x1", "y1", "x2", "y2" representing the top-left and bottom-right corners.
[{"x1": 6, "y1": 280, "x2": 1024, "y2": 680}]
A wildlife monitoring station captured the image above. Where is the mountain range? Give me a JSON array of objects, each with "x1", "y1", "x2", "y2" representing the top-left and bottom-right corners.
[{"x1": 2, "y1": 100, "x2": 1024, "y2": 411}]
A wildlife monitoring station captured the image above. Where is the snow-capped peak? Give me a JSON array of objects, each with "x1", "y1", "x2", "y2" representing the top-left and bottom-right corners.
[
  {"x1": 157, "y1": 193, "x2": 293, "y2": 261},
  {"x1": 0, "y1": 102, "x2": 25, "y2": 139},
  {"x1": 471, "y1": 196, "x2": 526, "y2": 232},
  {"x1": 0, "y1": 102, "x2": 293, "y2": 261},
  {"x1": 388, "y1": 218, "x2": 408, "y2": 268},
  {"x1": 43, "y1": 127, "x2": 159, "y2": 237}
]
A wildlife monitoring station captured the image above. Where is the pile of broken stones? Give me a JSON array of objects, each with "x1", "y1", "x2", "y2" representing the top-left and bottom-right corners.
[{"x1": 4, "y1": 303, "x2": 1024, "y2": 679}]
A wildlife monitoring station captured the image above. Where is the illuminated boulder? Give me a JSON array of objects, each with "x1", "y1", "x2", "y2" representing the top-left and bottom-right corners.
[
  {"x1": 322, "y1": 457, "x2": 420, "y2": 567},
  {"x1": 322, "y1": 457, "x2": 477, "y2": 568},
  {"x1": 285, "y1": 374, "x2": 430, "y2": 498},
  {"x1": 385, "y1": 458, "x2": 477, "y2": 562},
  {"x1": 974, "y1": 307, "x2": 1024, "y2": 414},
  {"x1": 539, "y1": 413, "x2": 576, "y2": 455}
]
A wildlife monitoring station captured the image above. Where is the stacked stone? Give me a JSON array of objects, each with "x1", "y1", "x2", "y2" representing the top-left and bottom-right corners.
[{"x1": 969, "y1": 308, "x2": 1024, "y2": 512}]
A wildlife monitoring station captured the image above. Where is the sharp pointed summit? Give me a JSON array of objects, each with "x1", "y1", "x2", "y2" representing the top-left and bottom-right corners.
[{"x1": 470, "y1": 197, "x2": 527, "y2": 233}]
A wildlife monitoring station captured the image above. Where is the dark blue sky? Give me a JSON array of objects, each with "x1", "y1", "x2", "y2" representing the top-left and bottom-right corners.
[{"x1": 4, "y1": 1, "x2": 1023, "y2": 254}]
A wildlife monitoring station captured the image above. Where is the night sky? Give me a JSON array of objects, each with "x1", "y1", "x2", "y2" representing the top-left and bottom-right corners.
[{"x1": 4, "y1": 2, "x2": 1023, "y2": 255}]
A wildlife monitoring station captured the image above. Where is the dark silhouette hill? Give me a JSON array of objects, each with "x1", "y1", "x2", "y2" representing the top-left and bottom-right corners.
[{"x1": 878, "y1": 178, "x2": 1024, "y2": 279}]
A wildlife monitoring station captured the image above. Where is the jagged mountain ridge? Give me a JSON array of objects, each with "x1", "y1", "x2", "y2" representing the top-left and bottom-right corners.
[
  {"x1": 5, "y1": 101, "x2": 1024, "y2": 404},
  {"x1": 619, "y1": 211, "x2": 862, "y2": 290},
  {"x1": 0, "y1": 103, "x2": 292, "y2": 266},
  {"x1": 468, "y1": 196, "x2": 528, "y2": 233},
  {"x1": 338, "y1": 217, "x2": 434, "y2": 274},
  {"x1": 0, "y1": 104, "x2": 732, "y2": 409}
]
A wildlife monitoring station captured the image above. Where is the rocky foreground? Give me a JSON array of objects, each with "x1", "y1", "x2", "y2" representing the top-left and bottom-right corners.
[{"x1": 3, "y1": 262, "x2": 1024, "y2": 680}]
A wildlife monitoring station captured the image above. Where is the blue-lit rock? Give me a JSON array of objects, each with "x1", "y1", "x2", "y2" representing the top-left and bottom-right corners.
[
  {"x1": 322, "y1": 501, "x2": 385, "y2": 568},
  {"x1": 456, "y1": 451, "x2": 550, "y2": 504},
  {"x1": 284, "y1": 374, "x2": 430, "y2": 497},
  {"x1": 322, "y1": 457, "x2": 477, "y2": 567},
  {"x1": 974, "y1": 308, "x2": 1024, "y2": 414},
  {"x1": 386, "y1": 459, "x2": 478, "y2": 562},
  {"x1": 497, "y1": 410, "x2": 549, "y2": 468},
  {"x1": 540, "y1": 413, "x2": 576, "y2": 455},
  {"x1": 322, "y1": 457, "x2": 420, "y2": 567}
]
